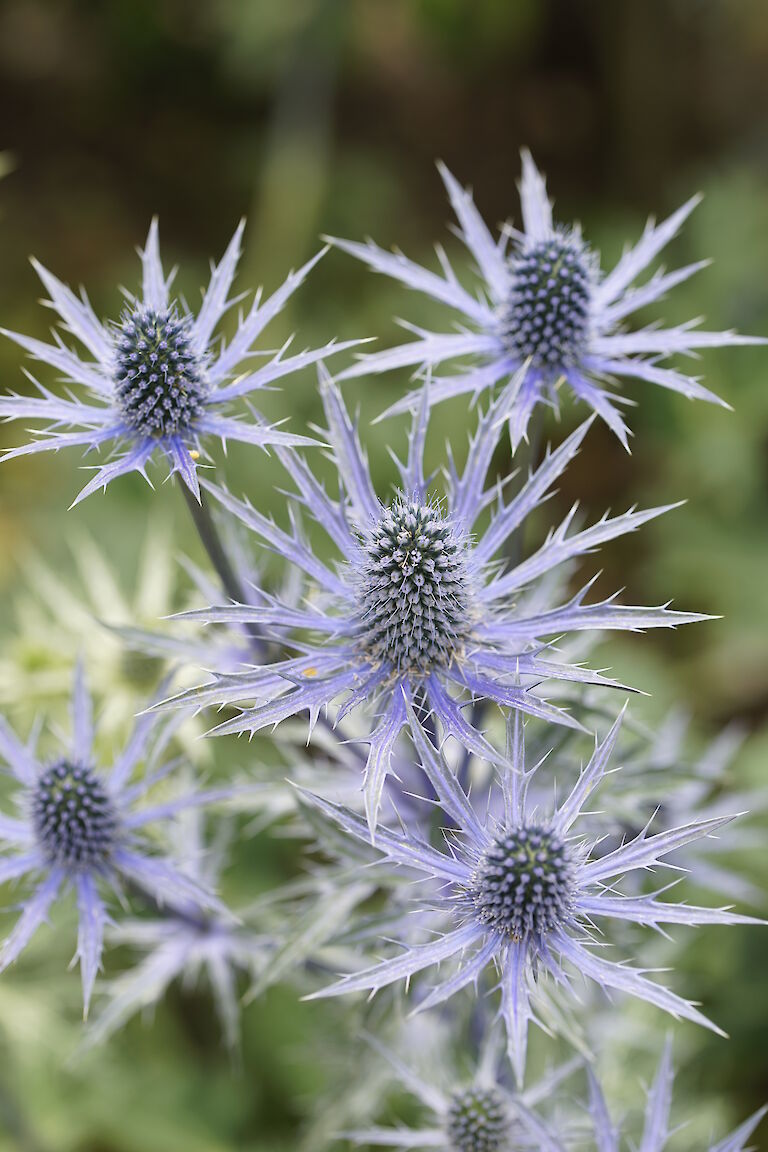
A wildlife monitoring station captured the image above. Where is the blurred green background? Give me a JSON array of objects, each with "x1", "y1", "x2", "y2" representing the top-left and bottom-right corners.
[{"x1": 0, "y1": 0, "x2": 766, "y2": 1148}]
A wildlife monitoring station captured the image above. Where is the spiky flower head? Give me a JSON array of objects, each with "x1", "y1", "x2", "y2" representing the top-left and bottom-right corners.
[
  {"x1": 356, "y1": 496, "x2": 474, "y2": 674},
  {"x1": 302, "y1": 706, "x2": 762, "y2": 1085},
  {"x1": 0, "y1": 221, "x2": 361, "y2": 504},
  {"x1": 333, "y1": 152, "x2": 762, "y2": 449},
  {"x1": 32, "y1": 759, "x2": 117, "y2": 870},
  {"x1": 0, "y1": 664, "x2": 227, "y2": 1013},
  {"x1": 161, "y1": 372, "x2": 705, "y2": 833},
  {"x1": 446, "y1": 1087, "x2": 509, "y2": 1152},
  {"x1": 471, "y1": 825, "x2": 573, "y2": 941},
  {"x1": 113, "y1": 304, "x2": 208, "y2": 439},
  {"x1": 341, "y1": 1029, "x2": 571, "y2": 1151},
  {"x1": 501, "y1": 231, "x2": 592, "y2": 373}
]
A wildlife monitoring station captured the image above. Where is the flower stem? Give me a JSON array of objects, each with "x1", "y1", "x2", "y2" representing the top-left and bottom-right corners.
[
  {"x1": 180, "y1": 485, "x2": 248, "y2": 607},
  {"x1": 180, "y1": 484, "x2": 268, "y2": 658}
]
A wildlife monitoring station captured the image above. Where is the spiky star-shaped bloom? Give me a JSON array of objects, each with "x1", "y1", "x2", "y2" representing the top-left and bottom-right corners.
[
  {"x1": 333, "y1": 153, "x2": 761, "y2": 448},
  {"x1": 0, "y1": 666, "x2": 226, "y2": 1014},
  {"x1": 165, "y1": 373, "x2": 705, "y2": 832},
  {"x1": 0, "y1": 221, "x2": 358, "y2": 504},
  {"x1": 587, "y1": 1040, "x2": 766, "y2": 1151},
  {"x1": 301, "y1": 707, "x2": 762, "y2": 1084},
  {"x1": 343, "y1": 1032, "x2": 573, "y2": 1152}
]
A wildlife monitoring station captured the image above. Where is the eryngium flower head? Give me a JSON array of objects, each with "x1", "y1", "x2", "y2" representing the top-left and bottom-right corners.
[
  {"x1": 342, "y1": 1031, "x2": 572, "y2": 1152},
  {"x1": 302, "y1": 706, "x2": 762, "y2": 1084},
  {"x1": 445, "y1": 1088, "x2": 509, "y2": 1152},
  {"x1": 587, "y1": 1040, "x2": 767, "y2": 1152},
  {"x1": 0, "y1": 665, "x2": 226, "y2": 1013},
  {"x1": 332, "y1": 152, "x2": 762, "y2": 449},
  {"x1": 163, "y1": 372, "x2": 706, "y2": 832},
  {"x1": 0, "y1": 221, "x2": 359, "y2": 504}
]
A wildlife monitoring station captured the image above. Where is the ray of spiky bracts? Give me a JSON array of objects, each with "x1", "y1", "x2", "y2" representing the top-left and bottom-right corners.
[
  {"x1": 332, "y1": 152, "x2": 763, "y2": 449},
  {"x1": 593, "y1": 712, "x2": 766, "y2": 907},
  {"x1": 0, "y1": 664, "x2": 230, "y2": 1015},
  {"x1": 0, "y1": 221, "x2": 362, "y2": 504},
  {"x1": 342, "y1": 1029, "x2": 576, "y2": 1151},
  {"x1": 160, "y1": 370, "x2": 707, "y2": 833},
  {"x1": 300, "y1": 706, "x2": 763, "y2": 1085},
  {"x1": 587, "y1": 1039, "x2": 767, "y2": 1151},
  {"x1": 86, "y1": 812, "x2": 265, "y2": 1051}
]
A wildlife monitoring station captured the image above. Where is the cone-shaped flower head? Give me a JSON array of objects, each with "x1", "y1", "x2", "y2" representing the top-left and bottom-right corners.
[
  {"x1": 342, "y1": 1030, "x2": 573, "y2": 1151},
  {"x1": 333, "y1": 153, "x2": 763, "y2": 448},
  {"x1": 301, "y1": 706, "x2": 763, "y2": 1084},
  {"x1": 162, "y1": 370, "x2": 706, "y2": 833},
  {"x1": 0, "y1": 221, "x2": 361, "y2": 504},
  {"x1": 0, "y1": 664, "x2": 227, "y2": 1014}
]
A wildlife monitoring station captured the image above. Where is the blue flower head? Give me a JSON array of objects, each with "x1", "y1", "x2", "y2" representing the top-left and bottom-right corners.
[
  {"x1": 0, "y1": 664, "x2": 226, "y2": 1014},
  {"x1": 343, "y1": 1029, "x2": 575, "y2": 1152},
  {"x1": 0, "y1": 222, "x2": 360, "y2": 504},
  {"x1": 165, "y1": 370, "x2": 706, "y2": 833},
  {"x1": 587, "y1": 1039, "x2": 767, "y2": 1151},
  {"x1": 333, "y1": 153, "x2": 763, "y2": 448},
  {"x1": 301, "y1": 708, "x2": 762, "y2": 1085}
]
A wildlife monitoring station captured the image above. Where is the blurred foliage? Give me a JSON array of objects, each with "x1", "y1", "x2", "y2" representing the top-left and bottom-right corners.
[{"x1": 0, "y1": 0, "x2": 766, "y2": 1148}]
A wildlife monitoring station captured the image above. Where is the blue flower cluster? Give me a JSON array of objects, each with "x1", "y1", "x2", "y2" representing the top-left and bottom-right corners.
[{"x1": 0, "y1": 152, "x2": 763, "y2": 1145}]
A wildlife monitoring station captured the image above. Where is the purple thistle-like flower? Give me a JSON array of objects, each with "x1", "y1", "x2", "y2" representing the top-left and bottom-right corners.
[
  {"x1": 342, "y1": 1031, "x2": 575, "y2": 1152},
  {"x1": 587, "y1": 1039, "x2": 767, "y2": 1151},
  {"x1": 300, "y1": 706, "x2": 762, "y2": 1084},
  {"x1": 0, "y1": 664, "x2": 226, "y2": 1015},
  {"x1": 0, "y1": 221, "x2": 361, "y2": 504},
  {"x1": 162, "y1": 370, "x2": 707, "y2": 833},
  {"x1": 333, "y1": 153, "x2": 763, "y2": 449}
]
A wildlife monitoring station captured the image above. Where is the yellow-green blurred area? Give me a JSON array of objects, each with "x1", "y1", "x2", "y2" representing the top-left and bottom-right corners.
[{"x1": 0, "y1": 0, "x2": 766, "y2": 1148}]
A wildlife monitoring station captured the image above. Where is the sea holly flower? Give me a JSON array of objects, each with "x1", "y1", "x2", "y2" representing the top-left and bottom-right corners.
[
  {"x1": 163, "y1": 371, "x2": 706, "y2": 833},
  {"x1": 342, "y1": 1030, "x2": 574, "y2": 1151},
  {"x1": 0, "y1": 665, "x2": 227, "y2": 1015},
  {"x1": 300, "y1": 707, "x2": 762, "y2": 1083},
  {"x1": 586, "y1": 1039, "x2": 767, "y2": 1151},
  {"x1": 0, "y1": 221, "x2": 360, "y2": 504},
  {"x1": 332, "y1": 153, "x2": 762, "y2": 448}
]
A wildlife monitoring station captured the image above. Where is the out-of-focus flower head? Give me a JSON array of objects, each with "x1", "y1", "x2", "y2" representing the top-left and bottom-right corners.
[{"x1": 342, "y1": 1023, "x2": 576, "y2": 1151}]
